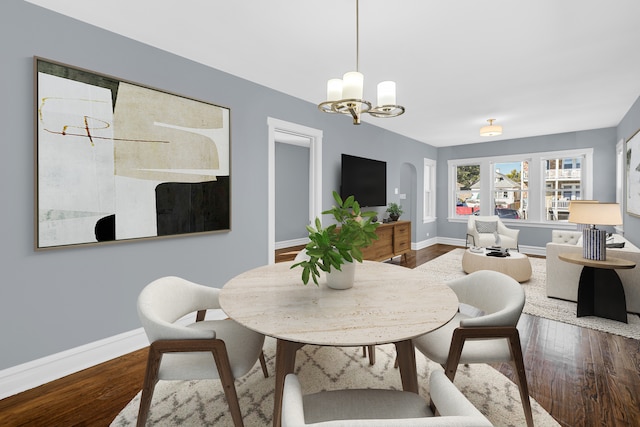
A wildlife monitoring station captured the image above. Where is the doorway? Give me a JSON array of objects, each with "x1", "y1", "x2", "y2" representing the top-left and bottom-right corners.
[{"x1": 267, "y1": 118, "x2": 322, "y2": 264}]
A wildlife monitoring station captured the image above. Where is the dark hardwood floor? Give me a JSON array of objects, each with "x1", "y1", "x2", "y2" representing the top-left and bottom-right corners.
[{"x1": 2, "y1": 245, "x2": 639, "y2": 426}]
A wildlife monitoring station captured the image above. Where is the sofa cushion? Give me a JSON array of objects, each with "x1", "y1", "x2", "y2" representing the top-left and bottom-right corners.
[
  {"x1": 475, "y1": 220, "x2": 497, "y2": 234},
  {"x1": 551, "y1": 230, "x2": 582, "y2": 245}
]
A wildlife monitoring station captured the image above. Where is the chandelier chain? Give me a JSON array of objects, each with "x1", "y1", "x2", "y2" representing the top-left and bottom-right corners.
[{"x1": 355, "y1": 0, "x2": 359, "y2": 72}]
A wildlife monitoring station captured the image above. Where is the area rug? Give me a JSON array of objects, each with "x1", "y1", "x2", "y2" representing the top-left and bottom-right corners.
[
  {"x1": 416, "y1": 248, "x2": 640, "y2": 340},
  {"x1": 112, "y1": 337, "x2": 559, "y2": 426}
]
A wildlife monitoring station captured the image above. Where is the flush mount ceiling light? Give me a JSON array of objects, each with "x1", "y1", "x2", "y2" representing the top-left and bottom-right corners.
[
  {"x1": 480, "y1": 118, "x2": 503, "y2": 136},
  {"x1": 318, "y1": 0, "x2": 405, "y2": 125}
]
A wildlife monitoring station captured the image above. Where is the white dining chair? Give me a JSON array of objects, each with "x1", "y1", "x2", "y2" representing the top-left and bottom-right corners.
[
  {"x1": 136, "y1": 276, "x2": 268, "y2": 427},
  {"x1": 281, "y1": 370, "x2": 492, "y2": 426},
  {"x1": 413, "y1": 269, "x2": 533, "y2": 427}
]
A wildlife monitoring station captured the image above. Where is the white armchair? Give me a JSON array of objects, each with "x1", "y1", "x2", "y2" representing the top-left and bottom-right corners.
[
  {"x1": 281, "y1": 370, "x2": 492, "y2": 427},
  {"x1": 466, "y1": 215, "x2": 519, "y2": 249}
]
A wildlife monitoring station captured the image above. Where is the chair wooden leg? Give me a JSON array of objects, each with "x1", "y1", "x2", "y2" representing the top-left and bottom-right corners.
[
  {"x1": 508, "y1": 331, "x2": 534, "y2": 427},
  {"x1": 442, "y1": 326, "x2": 534, "y2": 427},
  {"x1": 443, "y1": 329, "x2": 465, "y2": 382},
  {"x1": 137, "y1": 346, "x2": 162, "y2": 427},
  {"x1": 367, "y1": 345, "x2": 376, "y2": 365},
  {"x1": 259, "y1": 350, "x2": 269, "y2": 378},
  {"x1": 361, "y1": 345, "x2": 376, "y2": 365},
  {"x1": 211, "y1": 341, "x2": 244, "y2": 427}
]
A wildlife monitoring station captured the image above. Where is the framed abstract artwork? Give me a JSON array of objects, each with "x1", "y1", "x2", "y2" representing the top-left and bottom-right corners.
[
  {"x1": 626, "y1": 128, "x2": 640, "y2": 217},
  {"x1": 35, "y1": 57, "x2": 231, "y2": 249}
]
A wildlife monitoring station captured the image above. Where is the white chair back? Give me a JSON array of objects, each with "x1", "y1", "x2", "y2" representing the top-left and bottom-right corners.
[{"x1": 137, "y1": 276, "x2": 219, "y2": 342}]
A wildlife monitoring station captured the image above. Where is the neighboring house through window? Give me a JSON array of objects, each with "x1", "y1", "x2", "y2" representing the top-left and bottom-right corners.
[{"x1": 449, "y1": 148, "x2": 593, "y2": 224}]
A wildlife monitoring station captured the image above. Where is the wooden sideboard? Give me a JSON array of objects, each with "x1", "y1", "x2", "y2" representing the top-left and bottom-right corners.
[{"x1": 361, "y1": 220, "x2": 411, "y2": 262}]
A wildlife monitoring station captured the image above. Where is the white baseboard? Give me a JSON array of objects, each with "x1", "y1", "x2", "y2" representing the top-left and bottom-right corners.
[
  {"x1": 436, "y1": 236, "x2": 466, "y2": 247},
  {"x1": 275, "y1": 237, "x2": 308, "y2": 250},
  {"x1": 519, "y1": 245, "x2": 546, "y2": 256},
  {"x1": 403, "y1": 237, "x2": 547, "y2": 254},
  {"x1": 0, "y1": 311, "x2": 220, "y2": 400},
  {"x1": 0, "y1": 328, "x2": 149, "y2": 400},
  {"x1": 413, "y1": 236, "x2": 438, "y2": 250}
]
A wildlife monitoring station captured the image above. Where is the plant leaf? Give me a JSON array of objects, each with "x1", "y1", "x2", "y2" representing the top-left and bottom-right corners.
[{"x1": 332, "y1": 191, "x2": 343, "y2": 207}]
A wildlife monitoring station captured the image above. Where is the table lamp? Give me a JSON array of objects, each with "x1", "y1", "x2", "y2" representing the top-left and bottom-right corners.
[{"x1": 568, "y1": 201, "x2": 622, "y2": 260}]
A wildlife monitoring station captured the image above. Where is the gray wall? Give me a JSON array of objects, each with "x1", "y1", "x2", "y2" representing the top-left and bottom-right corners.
[
  {"x1": 4, "y1": 0, "x2": 638, "y2": 372},
  {"x1": 1, "y1": 0, "x2": 435, "y2": 369},
  {"x1": 618, "y1": 96, "x2": 640, "y2": 244},
  {"x1": 275, "y1": 143, "x2": 309, "y2": 242},
  {"x1": 437, "y1": 127, "x2": 622, "y2": 247}
]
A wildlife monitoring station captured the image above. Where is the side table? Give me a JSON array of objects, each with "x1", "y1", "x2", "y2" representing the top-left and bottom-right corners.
[{"x1": 558, "y1": 252, "x2": 636, "y2": 323}]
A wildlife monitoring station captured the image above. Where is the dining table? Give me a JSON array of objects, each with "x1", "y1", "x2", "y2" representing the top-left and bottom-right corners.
[{"x1": 219, "y1": 260, "x2": 459, "y2": 427}]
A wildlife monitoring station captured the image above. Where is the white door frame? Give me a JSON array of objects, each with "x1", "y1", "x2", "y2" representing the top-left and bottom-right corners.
[{"x1": 267, "y1": 117, "x2": 322, "y2": 264}]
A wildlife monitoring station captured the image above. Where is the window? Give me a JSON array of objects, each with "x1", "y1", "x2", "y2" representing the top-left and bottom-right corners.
[
  {"x1": 449, "y1": 149, "x2": 593, "y2": 224},
  {"x1": 543, "y1": 154, "x2": 585, "y2": 221},
  {"x1": 423, "y1": 158, "x2": 436, "y2": 222},
  {"x1": 493, "y1": 161, "x2": 528, "y2": 220},
  {"x1": 454, "y1": 164, "x2": 480, "y2": 217}
]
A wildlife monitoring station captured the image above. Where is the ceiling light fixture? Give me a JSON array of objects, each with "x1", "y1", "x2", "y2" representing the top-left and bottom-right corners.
[
  {"x1": 480, "y1": 118, "x2": 503, "y2": 136},
  {"x1": 318, "y1": 0, "x2": 405, "y2": 125}
]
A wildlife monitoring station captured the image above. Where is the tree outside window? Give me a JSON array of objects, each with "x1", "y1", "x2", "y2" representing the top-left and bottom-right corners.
[{"x1": 455, "y1": 165, "x2": 480, "y2": 216}]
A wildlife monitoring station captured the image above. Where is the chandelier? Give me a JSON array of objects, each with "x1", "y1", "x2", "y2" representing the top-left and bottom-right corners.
[{"x1": 318, "y1": 0, "x2": 405, "y2": 125}]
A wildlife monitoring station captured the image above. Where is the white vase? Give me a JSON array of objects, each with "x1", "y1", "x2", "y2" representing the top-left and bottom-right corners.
[{"x1": 326, "y1": 261, "x2": 356, "y2": 290}]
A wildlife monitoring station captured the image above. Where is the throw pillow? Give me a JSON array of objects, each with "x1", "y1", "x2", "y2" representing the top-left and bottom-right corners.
[{"x1": 475, "y1": 220, "x2": 497, "y2": 234}]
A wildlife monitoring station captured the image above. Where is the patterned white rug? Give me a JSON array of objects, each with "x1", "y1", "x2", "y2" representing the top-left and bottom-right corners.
[
  {"x1": 417, "y1": 249, "x2": 640, "y2": 340},
  {"x1": 112, "y1": 337, "x2": 559, "y2": 426}
]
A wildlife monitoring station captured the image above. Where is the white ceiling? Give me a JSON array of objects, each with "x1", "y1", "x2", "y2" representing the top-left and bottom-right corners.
[{"x1": 25, "y1": 0, "x2": 640, "y2": 147}]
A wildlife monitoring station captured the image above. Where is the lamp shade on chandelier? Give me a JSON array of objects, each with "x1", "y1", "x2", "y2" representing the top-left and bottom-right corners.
[
  {"x1": 318, "y1": 0, "x2": 405, "y2": 125},
  {"x1": 480, "y1": 118, "x2": 503, "y2": 136}
]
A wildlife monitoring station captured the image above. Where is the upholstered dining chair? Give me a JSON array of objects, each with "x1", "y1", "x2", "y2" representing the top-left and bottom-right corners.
[
  {"x1": 412, "y1": 270, "x2": 533, "y2": 427},
  {"x1": 281, "y1": 370, "x2": 493, "y2": 426},
  {"x1": 136, "y1": 276, "x2": 268, "y2": 427},
  {"x1": 466, "y1": 215, "x2": 519, "y2": 249}
]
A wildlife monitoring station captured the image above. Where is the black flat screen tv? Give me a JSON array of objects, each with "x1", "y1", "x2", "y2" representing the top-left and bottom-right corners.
[{"x1": 340, "y1": 154, "x2": 387, "y2": 207}]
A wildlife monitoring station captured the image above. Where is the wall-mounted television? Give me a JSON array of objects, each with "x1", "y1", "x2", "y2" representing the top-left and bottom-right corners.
[{"x1": 340, "y1": 154, "x2": 387, "y2": 207}]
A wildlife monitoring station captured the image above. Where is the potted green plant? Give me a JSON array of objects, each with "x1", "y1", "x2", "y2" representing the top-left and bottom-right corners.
[
  {"x1": 292, "y1": 191, "x2": 379, "y2": 287},
  {"x1": 386, "y1": 202, "x2": 403, "y2": 221}
]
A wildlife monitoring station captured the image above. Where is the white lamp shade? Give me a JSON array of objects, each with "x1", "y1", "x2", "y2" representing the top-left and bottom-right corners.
[
  {"x1": 342, "y1": 71, "x2": 364, "y2": 100},
  {"x1": 480, "y1": 123, "x2": 503, "y2": 136},
  {"x1": 377, "y1": 81, "x2": 396, "y2": 106},
  {"x1": 327, "y1": 78, "x2": 343, "y2": 102},
  {"x1": 569, "y1": 202, "x2": 622, "y2": 225}
]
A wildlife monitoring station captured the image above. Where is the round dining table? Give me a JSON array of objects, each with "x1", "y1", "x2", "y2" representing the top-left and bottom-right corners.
[{"x1": 220, "y1": 260, "x2": 459, "y2": 427}]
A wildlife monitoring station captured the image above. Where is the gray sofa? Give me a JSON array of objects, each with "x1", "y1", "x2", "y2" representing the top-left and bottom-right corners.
[{"x1": 545, "y1": 230, "x2": 640, "y2": 314}]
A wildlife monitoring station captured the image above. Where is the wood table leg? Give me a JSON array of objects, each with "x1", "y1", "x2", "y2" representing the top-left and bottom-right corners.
[
  {"x1": 272, "y1": 339, "x2": 304, "y2": 427},
  {"x1": 394, "y1": 339, "x2": 418, "y2": 393}
]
